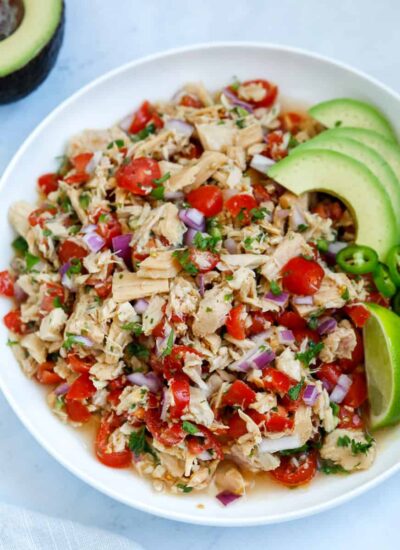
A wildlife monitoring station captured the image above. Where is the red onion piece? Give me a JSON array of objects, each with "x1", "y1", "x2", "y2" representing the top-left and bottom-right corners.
[
  {"x1": 184, "y1": 228, "x2": 200, "y2": 246},
  {"x1": 328, "y1": 241, "x2": 348, "y2": 256},
  {"x1": 250, "y1": 154, "x2": 275, "y2": 174},
  {"x1": 13, "y1": 283, "x2": 28, "y2": 303},
  {"x1": 251, "y1": 349, "x2": 276, "y2": 369},
  {"x1": 278, "y1": 328, "x2": 295, "y2": 344},
  {"x1": 112, "y1": 233, "x2": 132, "y2": 265},
  {"x1": 302, "y1": 384, "x2": 320, "y2": 406},
  {"x1": 216, "y1": 490, "x2": 242, "y2": 507},
  {"x1": 133, "y1": 299, "x2": 149, "y2": 314},
  {"x1": 317, "y1": 317, "x2": 337, "y2": 335},
  {"x1": 264, "y1": 291, "x2": 289, "y2": 307},
  {"x1": 223, "y1": 238, "x2": 238, "y2": 254},
  {"x1": 120, "y1": 113, "x2": 133, "y2": 132},
  {"x1": 179, "y1": 208, "x2": 205, "y2": 231},
  {"x1": 330, "y1": 374, "x2": 352, "y2": 404},
  {"x1": 165, "y1": 119, "x2": 194, "y2": 138},
  {"x1": 164, "y1": 191, "x2": 184, "y2": 201},
  {"x1": 293, "y1": 295, "x2": 314, "y2": 305},
  {"x1": 83, "y1": 232, "x2": 105, "y2": 253},
  {"x1": 222, "y1": 87, "x2": 254, "y2": 113},
  {"x1": 292, "y1": 205, "x2": 306, "y2": 229},
  {"x1": 127, "y1": 372, "x2": 161, "y2": 393},
  {"x1": 86, "y1": 151, "x2": 102, "y2": 174},
  {"x1": 196, "y1": 274, "x2": 205, "y2": 297},
  {"x1": 54, "y1": 382, "x2": 70, "y2": 396},
  {"x1": 59, "y1": 261, "x2": 76, "y2": 291}
]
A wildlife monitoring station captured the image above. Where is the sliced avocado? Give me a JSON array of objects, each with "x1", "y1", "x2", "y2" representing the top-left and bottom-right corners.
[
  {"x1": 0, "y1": 0, "x2": 64, "y2": 103},
  {"x1": 294, "y1": 135, "x2": 400, "y2": 231},
  {"x1": 314, "y1": 127, "x2": 400, "y2": 183},
  {"x1": 268, "y1": 149, "x2": 397, "y2": 260},
  {"x1": 309, "y1": 98, "x2": 397, "y2": 142}
]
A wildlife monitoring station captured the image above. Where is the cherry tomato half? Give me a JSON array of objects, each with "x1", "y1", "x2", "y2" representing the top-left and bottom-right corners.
[
  {"x1": 58, "y1": 240, "x2": 88, "y2": 264},
  {"x1": 0, "y1": 270, "x2": 14, "y2": 297},
  {"x1": 187, "y1": 185, "x2": 223, "y2": 217},
  {"x1": 236, "y1": 79, "x2": 278, "y2": 108},
  {"x1": 116, "y1": 157, "x2": 161, "y2": 195},
  {"x1": 271, "y1": 450, "x2": 317, "y2": 487},
  {"x1": 38, "y1": 173, "x2": 59, "y2": 195},
  {"x1": 66, "y1": 373, "x2": 96, "y2": 401},
  {"x1": 36, "y1": 362, "x2": 63, "y2": 385},
  {"x1": 226, "y1": 304, "x2": 247, "y2": 340},
  {"x1": 129, "y1": 101, "x2": 163, "y2": 134},
  {"x1": 3, "y1": 309, "x2": 26, "y2": 334},
  {"x1": 282, "y1": 256, "x2": 324, "y2": 296},
  {"x1": 95, "y1": 413, "x2": 132, "y2": 467},
  {"x1": 169, "y1": 374, "x2": 190, "y2": 419},
  {"x1": 223, "y1": 380, "x2": 256, "y2": 408},
  {"x1": 225, "y1": 194, "x2": 257, "y2": 225}
]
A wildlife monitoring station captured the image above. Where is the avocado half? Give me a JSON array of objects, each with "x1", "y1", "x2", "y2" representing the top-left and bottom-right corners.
[{"x1": 0, "y1": 0, "x2": 65, "y2": 104}]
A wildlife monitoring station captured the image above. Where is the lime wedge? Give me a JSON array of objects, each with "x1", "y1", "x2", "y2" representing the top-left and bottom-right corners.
[{"x1": 364, "y1": 303, "x2": 400, "y2": 430}]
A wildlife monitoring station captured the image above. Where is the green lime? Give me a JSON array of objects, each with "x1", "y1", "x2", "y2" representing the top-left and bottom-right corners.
[{"x1": 364, "y1": 303, "x2": 400, "y2": 430}]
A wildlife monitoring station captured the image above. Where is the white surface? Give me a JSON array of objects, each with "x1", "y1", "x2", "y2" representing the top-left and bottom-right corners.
[{"x1": 1, "y1": 0, "x2": 400, "y2": 547}]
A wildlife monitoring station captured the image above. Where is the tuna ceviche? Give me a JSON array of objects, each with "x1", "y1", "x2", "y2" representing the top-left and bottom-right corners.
[{"x1": 4, "y1": 77, "x2": 400, "y2": 503}]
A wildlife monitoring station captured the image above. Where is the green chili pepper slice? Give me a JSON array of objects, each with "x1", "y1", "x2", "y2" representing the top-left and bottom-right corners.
[
  {"x1": 392, "y1": 290, "x2": 400, "y2": 315},
  {"x1": 387, "y1": 245, "x2": 400, "y2": 287},
  {"x1": 373, "y1": 263, "x2": 397, "y2": 298},
  {"x1": 336, "y1": 244, "x2": 378, "y2": 275}
]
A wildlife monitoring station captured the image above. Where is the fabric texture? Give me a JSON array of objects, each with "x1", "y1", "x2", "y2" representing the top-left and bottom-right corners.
[{"x1": 0, "y1": 503, "x2": 144, "y2": 550}]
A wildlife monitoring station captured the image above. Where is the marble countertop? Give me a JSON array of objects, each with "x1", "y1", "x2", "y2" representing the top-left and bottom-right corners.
[{"x1": 1, "y1": 1, "x2": 400, "y2": 548}]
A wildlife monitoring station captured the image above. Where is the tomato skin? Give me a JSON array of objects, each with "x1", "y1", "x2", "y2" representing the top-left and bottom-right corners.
[
  {"x1": 344, "y1": 305, "x2": 370, "y2": 328},
  {"x1": 169, "y1": 374, "x2": 190, "y2": 419},
  {"x1": 163, "y1": 345, "x2": 202, "y2": 379},
  {"x1": 237, "y1": 79, "x2": 278, "y2": 108},
  {"x1": 189, "y1": 248, "x2": 220, "y2": 273},
  {"x1": 225, "y1": 194, "x2": 257, "y2": 224},
  {"x1": 338, "y1": 331, "x2": 364, "y2": 373},
  {"x1": 94, "y1": 211, "x2": 122, "y2": 247},
  {"x1": 316, "y1": 363, "x2": 342, "y2": 392},
  {"x1": 28, "y1": 206, "x2": 57, "y2": 227},
  {"x1": 66, "y1": 400, "x2": 92, "y2": 423},
  {"x1": 282, "y1": 256, "x2": 324, "y2": 296},
  {"x1": 227, "y1": 409, "x2": 267, "y2": 439},
  {"x1": 263, "y1": 367, "x2": 295, "y2": 394},
  {"x1": 0, "y1": 270, "x2": 14, "y2": 297},
  {"x1": 265, "y1": 409, "x2": 294, "y2": 432},
  {"x1": 40, "y1": 283, "x2": 64, "y2": 314},
  {"x1": 71, "y1": 153, "x2": 93, "y2": 172},
  {"x1": 278, "y1": 311, "x2": 307, "y2": 330},
  {"x1": 36, "y1": 362, "x2": 63, "y2": 385},
  {"x1": 66, "y1": 353, "x2": 95, "y2": 374},
  {"x1": 66, "y1": 373, "x2": 96, "y2": 401},
  {"x1": 252, "y1": 183, "x2": 271, "y2": 204},
  {"x1": 58, "y1": 240, "x2": 88, "y2": 263},
  {"x1": 187, "y1": 185, "x2": 223, "y2": 217},
  {"x1": 129, "y1": 101, "x2": 163, "y2": 134},
  {"x1": 342, "y1": 372, "x2": 367, "y2": 408},
  {"x1": 338, "y1": 405, "x2": 364, "y2": 430},
  {"x1": 116, "y1": 157, "x2": 161, "y2": 195},
  {"x1": 180, "y1": 94, "x2": 203, "y2": 108},
  {"x1": 226, "y1": 304, "x2": 247, "y2": 340},
  {"x1": 38, "y1": 173, "x2": 59, "y2": 195},
  {"x1": 96, "y1": 414, "x2": 132, "y2": 468},
  {"x1": 3, "y1": 309, "x2": 26, "y2": 334},
  {"x1": 248, "y1": 311, "x2": 276, "y2": 336},
  {"x1": 271, "y1": 450, "x2": 317, "y2": 487},
  {"x1": 144, "y1": 408, "x2": 185, "y2": 447},
  {"x1": 292, "y1": 327, "x2": 319, "y2": 344},
  {"x1": 93, "y1": 279, "x2": 112, "y2": 299},
  {"x1": 223, "y1": 380, "x2": 256, "y2": 408}
]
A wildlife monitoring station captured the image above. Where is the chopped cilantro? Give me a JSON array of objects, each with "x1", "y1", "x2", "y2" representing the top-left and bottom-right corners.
[
  {"x1": 194, "y1": 231, "x2": 221, "y2": 252},
  {"x1": 66, "y1": 258, "x2": 82, "y2": 276},
  {"x1": 55, "y1": 396, "x2": 65, "y2": 410},
  {"x1": 58, "y1": 195, "x2": 73, "y2": 213},
  {"x1": 319, "y1": 460, "x2": 348, "y2": 475},
  {"x1": 225, "y1": 275, "x2": 233, "y2": 281},
  {"x1": 62, "y1": 334, "x2": 82, "y2": 351},
  {"x1": 12, "y1": 236, "x2": 28, "y2": 254},
  {"x1": 52, "y1": 296, "x2": 64, "y2": 309},
  {"x1": 173, "y1": 249, "x2": 198, "y2": 275},
  {"x1": 98, "y1": 213, "x2": 109, "y2": 223},
  {"x1": 330, "y1": 402, "x2": 340, "y2": 416},
  {"x1": 307, "y1": 316, "x2": 319, "y2": 330},
  {"x1": 128, "y1": 426, "x2": 155, "y2": 458},
  {"x1": 316, "y1": 238, "x2": 329, "y2": 253},
  {"x1": 234, "y1": 106, "x2": 249, "y2": 117},
  {"x1": 295, "y1": 341, "x2": 324, "y2": 365},
  {"x1": 235, "y1": 119, "x2": 246, "y2": 129},
  {"x1": 79, "y1": 193, "x2": 91, "y2": 209},
  {"x1": 288, "y1": 134, "x2": 299, "y2": 151},
  {"x1": 243, "y1": 237, "x2": 254, "y2": 250},
  {"x1": 6, "y1": 339, "x2": 18, "y2": 347},
  {"x1": 25, "y1": 253, "x2": 40, "y2": 272},
  {"x1": 206, "y1": 307, "x2": 213, "y2": 313},
  {"x1": 297, "y1": 223, "x2": 309, "y2": 233},
  {"x1": 69, "y1": 225, "x2": 81, "y2": 235},
  {"x1": 337, "y1": 434, "x2": 374, "y2": 455},
  {"x1": 130, "y1": 122, "x2": 156, "y2": 142},
  {"x1": 280, "y1": 444, "x2": 309, "y2": 456},
  {"x1": 230, "y1": 79, "x2": 240, "y2": 91},
  {"x1": 224, "y1": 293, "x2": 233, "y2": 302},
  {"x1": 153, "y1": 172, "x2": 171, "y2": 185},
  {"x1": 126, "y1": 342, "x2": 150, "y2": 360},
  {"x1": 341, "y1": 287, "x2": 350, "y2": 301},
  {"x1": 250, "y1": 207, "x2": 270, "y2": 221},
  {"x1": 107, "y1": 139, "x2": 125, "y2": 149},
  {"x1": 182, "y1": 421, "x2": 198, "y2": 435},
  {"x1": 161, "y1": 329, "x2": 175, "y2": 358},
  {"x1": 236, "y1": 208, "x2": 246, "y2": 222},
  {"x1": 287, "y1": 378, "x2": 304, "y2": 401},
  {"x1": 269, "y1": 280, "x2": 282, "y2": 296},
  {"x1": 56, "y1": 155, "x2": 69, "y2": 176},
  {"x1": 121, "y1": 322, "x2": 143, "y2": 335},
  {"x1": 42, "y1": 228, "x2": 52, "y2": 237},
  {"x1": 177, "y1": 484, "x2": 193, "y2": 493},
  {"x1": 150, "y1": 185, "x2": 165, "y2": 200}
]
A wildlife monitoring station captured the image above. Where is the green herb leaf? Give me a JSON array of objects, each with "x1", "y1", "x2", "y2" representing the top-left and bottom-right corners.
[
  {"x1": 250, "y1": 207, "x2": 270, "y2": 221},
  {"x1": 150, "y1": 185, "x2": 165, "y2": 200},
  {"x1": 161, "y1": 329, "x2": 175, "y2": 358},
  {"x1": 224, "y1": 293, "x2": 233, "y2": 302},
  {"x1": 67, "y1": 258, "x2": 82, "y2": 276},
  {"x1": 297, "y1": 223, "x2": 309, "y2": 233},
  {"x1": 52, "y1": 296, "x2": 64, "y2": 309},
  {"x1": 153, "y1": 172, "x2": 171, "y2": 185},
  {"x1": 182, "y1": 421, "x2": 198, "y2": 435},
  {"x1": 337, "y1": 434, "x2": 374, "y2": 455},
  {"x1": 107, "y1": 139, "x2": 125, "y2": 149},
  {"x1": 287, "y1": 378, "x2": 304, "y2": 400},
  {"x1": 194, "y1": 231, "x2": 221, "y2": 252},
  {"x1": 235, "y1": 119, "x2": 246, "y2": 129},
  {"x1": 25, "y1": 252, "x2": 40, "y2": 272},
  {"x1": 269, "y1": 280, "x2": 282, "y2": 296},
  {"x1": 280, "y1": 444, "x2": 309, "y2": 456},
  {"x1": 316, "y1": 238, "x2": 329, "y2": 253},
  {"x1": 130, "y1": 122, "x2": 156, "y2": 142},
  {"x1": 330, "y1": 402, "x2": 340, "y2": 416},
  {"x1": 12, "y1": 236, "x2": 28, "y2": 254},
  {"x1": 295, "y1": 341, "x2": 324, "y2": 366},
  {"x1": 173, "y1": 249, "x2": 198, "y2": 275},
  {"x1": 6, "y1": 339, "x2": 18, "y2": 347},
  {"x1": 126, "y1": 342, "x2": 150, "y2": 360},
  {"x1": 243, "y1": 237, "x2": 254, "y2": 250},
  {"x1": 176, "y1": 483, "x2": 193, "y2": 493},
  {"x1": 128, "y1": 426, "x2": 157, "y2": 460},
  {"x1": 121, "y1": 322, "x2": 143, "y2": 335},
  {"x1": 79, "y1": 193, "x2": 91, "y2": 209},
  {"x1": 319, "y1": 459, "x2": 348, "y2": 475},
  {"x1": 341, "y1": 287, "x2": 350, "y2": 301}
]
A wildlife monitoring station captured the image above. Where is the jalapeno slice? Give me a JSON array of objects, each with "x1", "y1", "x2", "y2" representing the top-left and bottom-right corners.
[
  {"x1": 387, "y1": 245, "x2": 400, "y2": 287},
  {"x1": 336, "y1": 245, "x2": 378, "y2": 275},
  {"x1": 392, "y1": 290, "x2": 400, "y2": 315},
  {"x1": 373, "y1": 263, "x2": 397, "y2": 298}
]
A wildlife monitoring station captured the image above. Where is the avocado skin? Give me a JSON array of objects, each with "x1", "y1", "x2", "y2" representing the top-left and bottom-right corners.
[{"x1": 0, "y1": 2, "x2": 65, "y2": 104}]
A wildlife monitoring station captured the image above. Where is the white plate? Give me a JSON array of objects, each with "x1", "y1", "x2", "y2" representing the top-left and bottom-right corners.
[{"x1": 1, "y1": 42, "x2": 400, "y2": 526}]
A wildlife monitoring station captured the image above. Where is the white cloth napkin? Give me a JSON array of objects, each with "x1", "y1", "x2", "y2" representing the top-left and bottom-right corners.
[{"x1": 0, "y1": 503, "x2": 144, "y2": 550}]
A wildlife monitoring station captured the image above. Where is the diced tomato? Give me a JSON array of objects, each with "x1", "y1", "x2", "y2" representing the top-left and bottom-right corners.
[
  {"x1": 344, "y1": 305, "x2": 370, "y2": 328},
  {"x1": 129, "y1": 100, "x2": 163, "y2": 134},
  {"x1": 338, "y1": 331, "x2": 364, "y2": 373},
  {"x1": 312, "y1": 201, "x2": 343, "y2": 221},
  {"x1": 265, "y1": 408, "x2": 294, "y2": 432},
  {"x1": 342, "y1": 372, "x2": 367, "y2": 408},
  {"x1": 116, "y1": 157, "x2": 161, "y2": 195},
  {"x1": 95, "y1": 413, "x2": 132, "y2": 468},
  {"x1": 263, "y1": 131, "x2": 288, "y2": 161},
  {"x1": 66, "y1": 353, "x2": 95, "y2": 374},
  {"x1": 0, "y1": 270, "x2": 14, "y2": 297},
  {"x1": 71, "y1": 153, "x2": 93, "y2": 172},
  {"x1": 252, "y1": 183, "x2": 271, "y2": 204},
  {"x1": 152, "y1": 318, "x2": 166, "y2": 338},
  {"x1": 3, "y1": 309, "x2": 26, "y2": 334},
  {"x1": 144, "y1": 408, "x2": 185, "y2": 447},
  {"x1": 169, "y1": 374, "x2": 190, "y2": 419},
  {"x1": 179, "y1": 94, "x2": 203, "y2": 108},
  {"x1": 64, "y1": 173, "x2": 90, "y2": 185},
  {"x1": 66, "y1": 373, "x2": 96, "y2": 401},
  {"x1": 337, "y1": 405, "x2": 364, "y2": 430},
  {"x1": 315, "y1": 363, "x2": 341, "y2": 392},
  {"x1": 279, "y1": 112, "x2": 303, "y2": 133},
  {"x1": 227, "y1": 409, "x2": 266, "y2": 439},
  {"x1": 292, "y1": 327, "x2": 320, "y2": 344},
  {"x1": 182, "y1": 141, "x2": 203, "y2": 159},
  {"x1": 36, "y1": 362, "x2": 63, "y2": 385},
  {"x1": 225, "y1": 194, "x2": 258, "y2": 225},
  {"x1": 40, "y1": 283, "x2": 65, "y2": 314},
  {"x1": 263, "y1": 367, "x2": 295, "y2": 394},
  {"x1": 107, "y1": 388, "x2": 124, "y2": 406},
  {"x1": 92, "y1": 279, "x2": 113, "y2": 299},
  {"x1": 66, "y1": 399, "x2": 92, "y2": 423},
  {"x1": 278, "y1": 311, "x2": 307, "y2": 330},
  {"x1": 28, "y1": 206, "x2": 57, "y2": 227},
  {"x1": 226, "y1": 304, "x2": 247, "y2": 340},
  {"x1": 235, "y1": 79, "x2": 278, "y2": 108},
  {"x1": 163, "y1": 345, "x2": 202, "y2": 379},
  {"x1": 197, "y1": 425, "x2": 224, "y2": 460},
  {"x1": 270, "y1": 450, "x2": 317, "y2": 487},
  {"x1": 282, "y1": 256, "x2": 324, "y2": 296},
  {"x1": 248, "y1": 311, "x2": 276, "y2": 336},
  {"x1": 58, "y1": 240, "x2": 88, "y2": 263},
  {"x1": 187, "y1": 185, "x2": 223, "y2": 217},
  {"x1": 94, "y1": 210, "x2": 122, "y2": 247},
  {"x1": 189, "y1": 248, "x2": 220, "y2": 273},
  {"x1": 223, "y1": 380, "x2": 256, "y2": 408},
  {"x1": 38, "y1": 173, "x2": 59, "y2": 195}
]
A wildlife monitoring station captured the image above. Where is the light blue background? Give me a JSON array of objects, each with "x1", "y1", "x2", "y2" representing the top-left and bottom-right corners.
[{"x1": 1, "y1": 1, "x2": 400, "y2": 548}]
